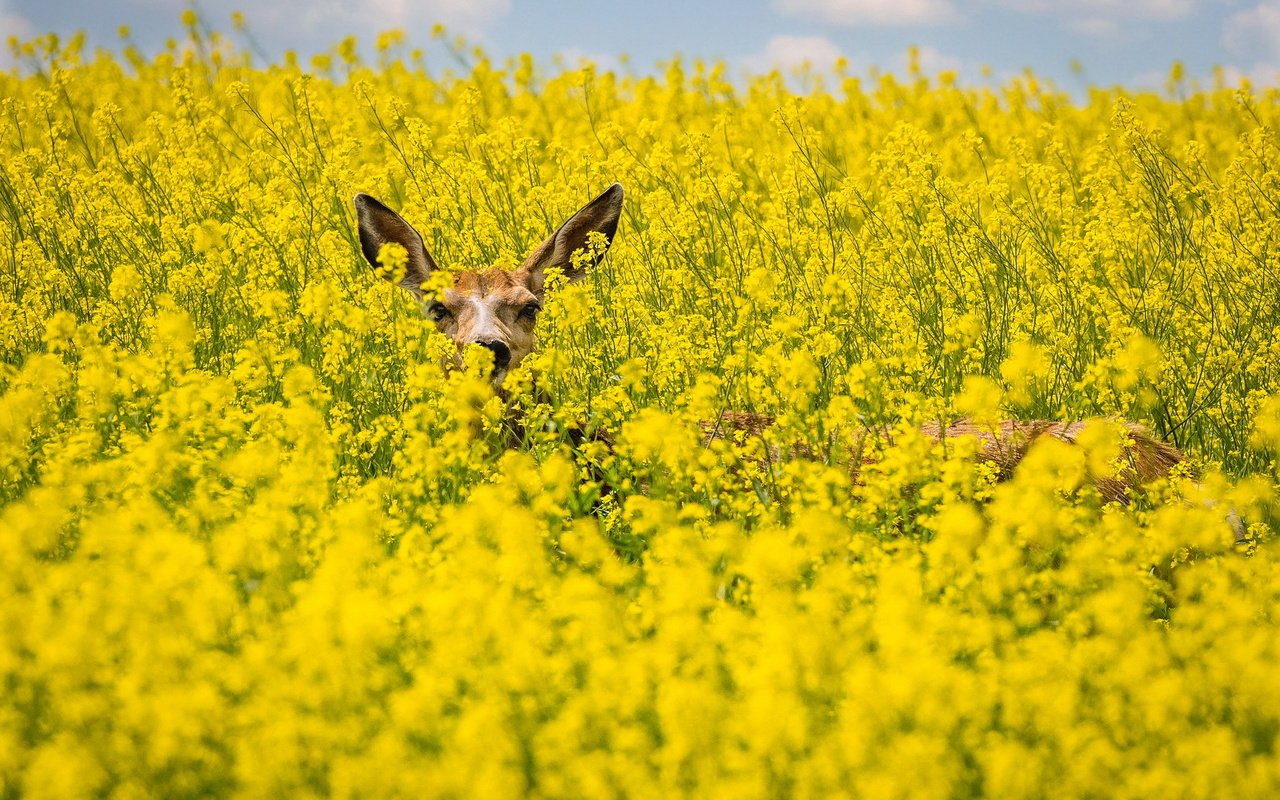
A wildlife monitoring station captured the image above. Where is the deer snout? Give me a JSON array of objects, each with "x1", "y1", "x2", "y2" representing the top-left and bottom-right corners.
[{"x1": 476, "y1": 340, "x2": 511, "y2": 371}]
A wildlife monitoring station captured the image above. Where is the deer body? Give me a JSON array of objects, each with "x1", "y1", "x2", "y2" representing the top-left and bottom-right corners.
[{"x1": 702, "y1": 412, "x2": 1185, "y2": 504}]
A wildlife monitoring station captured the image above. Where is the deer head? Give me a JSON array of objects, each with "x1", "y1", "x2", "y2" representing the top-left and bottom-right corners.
[{"x1": 354, "y1": 184, "x2": 623, "y2": 384}]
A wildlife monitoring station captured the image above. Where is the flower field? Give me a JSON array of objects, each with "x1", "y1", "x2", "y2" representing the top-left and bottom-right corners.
[{"x1": 3, "y1": 20, "x2": 1280, "y2": 798}]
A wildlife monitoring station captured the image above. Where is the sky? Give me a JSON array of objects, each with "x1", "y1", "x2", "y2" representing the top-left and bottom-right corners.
[{"x1": 1, "y1": 0, "x2": 1278, "y2": 91}]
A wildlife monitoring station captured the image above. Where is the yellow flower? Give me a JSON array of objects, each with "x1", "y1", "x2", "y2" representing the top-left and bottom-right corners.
[
  {"x1": 0, "y1": 25, "x2": 1276, "y2": 797},
  {"x1": 956, "y1": 374, "x2": 1003, "y2": 426},
  {"x1": 1250, "y1": 394, "x2": 1280, "y2": 452}
]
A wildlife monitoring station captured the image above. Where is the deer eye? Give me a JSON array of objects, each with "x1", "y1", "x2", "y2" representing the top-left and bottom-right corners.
[
  {"x1": 517, "y1": 302, "x2": 541, "y2": 321},
  {"x1": 426, "y1": 302, "x2": 451, "y2": 322}
]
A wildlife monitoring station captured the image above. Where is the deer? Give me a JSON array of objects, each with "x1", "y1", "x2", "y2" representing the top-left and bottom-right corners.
[
  {"x1": 353, "y1": 184, "x2": 1245, "y2": 542},
  {"x1": 353, "y1": 184, "x2": 624, "y2": 387}
]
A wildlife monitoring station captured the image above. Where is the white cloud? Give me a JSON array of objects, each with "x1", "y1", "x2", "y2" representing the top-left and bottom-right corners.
[
  {"x1": 0, "y1": 5, "x2": 32, "y2": 70},
  {"x1": 891, "y1": 44, "x2": 964, "y2": 75},
  {"x1": 741, "y1": 34, "x2": 846, "y2": 74},
  {"x1": 1222, "y1": 3, "x2": 1280, "y2": 61},
  {"x1": 979, "y1": 0, "x2": 1204, "y2": 46},
  {"x1": 1, "y1": 10, "x2": 33, "y2": 40},
  {"x1": 266, "y1": 0, "x2": 509, "y2": 37},
  {"x1": 739, "y1": 38, "x2": 969, "y2": 84},
  {"x1": 775, "y1": 0, "x2": 960, "y2": 27},
  {"x1": 1068, "y1": 16, "x2": 1122, "y2": 37},
  {"x1": 555, "y1": 48, "x2": 624, "y2": 75},
  {"x1": 987, "y1": 0, "x2": 1195, "y2": 20},
  {"x1": 1132, "y1": 59, "x2": 1280, "y2": 91},
  {"x1": 1129, "y1": 67, "x2": 1169, "y2": 89},
  {"x1": 1219, "y1": 62, "x2": 1280, "y2": 86},
  {"x1": 140, "y1": 0, "x2": 511, "y2": 41}
]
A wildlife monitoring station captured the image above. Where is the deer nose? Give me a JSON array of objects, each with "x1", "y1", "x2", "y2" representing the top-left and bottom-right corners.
[{"x1": 477, "y1": 340, "x2": 511, "y2": 371}]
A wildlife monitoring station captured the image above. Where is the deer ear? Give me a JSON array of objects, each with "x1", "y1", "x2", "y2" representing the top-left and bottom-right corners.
[
  {"x1": 354, "y1": 193, "x2": 438, "y2": 294},
  {"x1": 518, "y1": 183, "x2": 623, "y2": 296}
]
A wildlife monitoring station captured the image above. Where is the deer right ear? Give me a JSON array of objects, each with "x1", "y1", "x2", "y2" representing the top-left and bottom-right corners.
[
  {"x1": 354, "y1": 194, "x2": 438, "y2": 294},
  {"x1": 518, "y1": 183, "x2": 623, "y2": 296}
]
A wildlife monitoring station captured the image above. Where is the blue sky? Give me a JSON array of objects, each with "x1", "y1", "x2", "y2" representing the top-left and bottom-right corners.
[{"x1": 2, "y1": 0, "x2": 1277, "y2": 90}]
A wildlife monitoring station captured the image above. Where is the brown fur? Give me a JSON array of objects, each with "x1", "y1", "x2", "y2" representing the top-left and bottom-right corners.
[
  {"x1": 450, "y1": 267, "x2": 526, "y2": 296},
  {"x1": 921, "y1": 419, "x2": 1184, "y2": 502},
  {"x1": 702, "y1": 412, "x2": 1187, "y2": 504}
]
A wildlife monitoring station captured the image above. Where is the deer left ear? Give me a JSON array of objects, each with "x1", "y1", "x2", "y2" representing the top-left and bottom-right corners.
[{"x1": 517, "y1": 183, "x2": 623, "y2": 296}]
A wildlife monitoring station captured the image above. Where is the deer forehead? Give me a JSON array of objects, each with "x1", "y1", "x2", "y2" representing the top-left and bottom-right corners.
[{"x1": 442, "y1": 269, "x2": 537, "y2": 314}]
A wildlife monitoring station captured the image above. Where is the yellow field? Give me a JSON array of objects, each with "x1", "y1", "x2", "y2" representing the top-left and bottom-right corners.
[{"x1": 2, "y1": 20, "x2": 1280, "y2": 798}]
